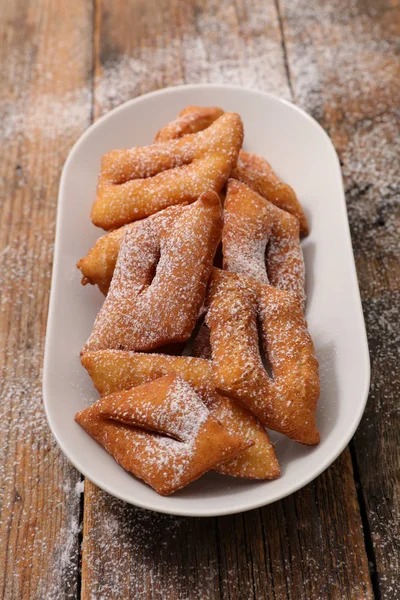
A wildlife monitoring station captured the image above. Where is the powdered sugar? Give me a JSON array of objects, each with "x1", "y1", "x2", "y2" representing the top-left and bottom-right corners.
[
  {"x1": 81, "y1": 492, "x2": 187, "y2": 599},
  {"x1": 94, "y1": 2, "x2": 290, "y2": 117},
  {"x1": 160, "y1": 377, "x2": 209, "y2": 441},
  {"x1": 92, "y1": 112, "x2": 242, "y2": 230},
  {"x1": 206, "y1": 269, "x2": 319, "y2": 444},
  {"x1": 223, "y1": 180, "x2": 306, "y2": 307},
  {"x1": 75, "y1": 479, "x2": 84, "y2": 496},
  {"x1": 3, "y1": 88, "x2": 91, "y2": 147},
  {"x1": 84, "y1": 194, "x2": 221, "y2": 353},
  {"x1": 1, "y1": 0, "x2": 398, "y2": 593},
  {"x1": 282, "y1": 1, "x2": 399, "y2": 595},
  {"x1": 1, "y1": 42, "x2": 90, "y2": 155},
  {"x1": 0, "y1": 236, "x2": 54, "y2": 314},
  {"x1": 76, "y1": 375, "x2": 247, "y2": 495},
  {"x1": 284, "y1": 0, "x2": 400, "y2": 258},
  {"x1": 232, "y1": 152, "x2": 309, "y2": 235}
]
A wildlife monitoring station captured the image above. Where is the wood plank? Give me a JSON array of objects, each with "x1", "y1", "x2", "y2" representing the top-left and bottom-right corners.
[
  {"x1": 279, "y1": 0, "x2": 400, "y2": 597},
  {"x1": 82, "y1": 0, "x2": 373, "y2": 598},
  {"x1": 91, "y1": 0, "x2": 290, "y2": 119},
  {"x1": 83, "y1": 454, "x2": 372, "y2": 599},
  {"x1": 82, "y1": 481, "x2": 222, "y2": 600},
  {"x1": 0, "y1": 1, "x2": 93, "y2": 598},
  {"x1": 217, "y1": 451, "x2": 372, "y2": 600}
]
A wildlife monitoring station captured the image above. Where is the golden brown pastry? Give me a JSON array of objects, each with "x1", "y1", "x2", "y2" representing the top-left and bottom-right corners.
[
  {"x1": 211, "y1": 399, "x2": 278, "y2": 479},
  {"x1": 82, "y1": 191, "x2": 222, "y2": 353},
  {"x1": 75, "y1": 374, "x2": 253, "y2": 495},
  {"x1": 91, "y1": 112, "x2": 243, "y2": 230},
  {"x1": 206, "y1": 268, "x2": 320, "y2": 445},
  {"x1": 153, "y1": 105, "x2": 308, "y2": 234},
  {"x1": 231, "y1": 152, "x2": 309, "y2": 236},
  {"x1": 81, "y1": 350, "x2": 280, "y2": 480},
  {"x1": 75, "y1": 102, "x2": 324, "y2": 497},
  {"x1": 155, "y1": 106, "x2": 224, "y2": 142},
  {"x1": 82, "y1": 350, "x2": 218, "y2": 399},
  {"x1": 78, "y1": 174, "x2": 305, "y2": 298},
  {"x1": 77, "y1": 222, "x2": 134, "y2": 295},
  {"x1": 223, "y1": 179, "x2": 305, "y2": 308}
]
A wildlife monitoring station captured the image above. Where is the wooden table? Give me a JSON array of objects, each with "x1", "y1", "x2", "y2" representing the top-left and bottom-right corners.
[{"x1": 1, "y1": 1, "x2": 399, "y2": 598}]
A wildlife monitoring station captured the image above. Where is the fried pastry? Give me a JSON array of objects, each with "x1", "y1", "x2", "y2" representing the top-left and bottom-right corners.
[
  {"x1": 75, "y1": 374, "x2": 253, "y2": 495},
  {"x1": 155, "y1": 106, "x2": 224, "y2": 142},
  {"x1": 82, "y1": 191, "x2": 222, "y2": 353},
  {"x1": 78, "y1": 178, "x2": 305, "y2": 298},
  {"x1": 231, "y1": 152, "x2": 309, "y2": 236},
  {"x1": 82, "y1": 350, "x2": 218, "y2": 399},
  {"x1": 211, "y1": 399, "x2": 278, "y2": 479},
  {"x1": 91, "y1": 112, "x2": 243, "y2": 230},
  {"x1": 155, "y1": 105, "x2": 308, "y2": 234},
  {"x1": 223, "y1": 179, "x2": 305, "y2": 308},
  {"x1": 206, "y1": 268, "x2": 320, "y2": 445},
  {"x1": 81, "y1": 350, "x2": 280, "y2": 480},
  {"x1": 77, "y1": 222, "x2": 135, "y2": 295}
]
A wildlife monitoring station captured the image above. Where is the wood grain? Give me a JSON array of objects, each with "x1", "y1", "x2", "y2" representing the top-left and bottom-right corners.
[
  {"x1": 81, "y1": 0, "x2": 374, "y2": 598},
  {"x1": 279, "y1": 0, "x2": 400, "y2": 597},
  {"x1": 82, "y1": 454, "x2": 372, "y2": 599},
  {"x1": 0, "y1": 1, "x2": 93, "y2": 597}
]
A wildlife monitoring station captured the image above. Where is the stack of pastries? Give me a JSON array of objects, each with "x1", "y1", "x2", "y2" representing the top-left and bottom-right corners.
[{"x1": 76, "y1": 106, "x2": 320, "y2": 496}]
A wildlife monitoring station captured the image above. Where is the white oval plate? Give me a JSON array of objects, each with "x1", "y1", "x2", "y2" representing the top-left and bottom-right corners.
[{"x1": 43, "y1": 84, "x2": 370, "y2": 517}]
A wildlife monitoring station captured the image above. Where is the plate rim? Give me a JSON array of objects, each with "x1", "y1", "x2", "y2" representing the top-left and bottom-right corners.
[{"x1": 43, "y1": 84, "x2": 370, "y2": 517}]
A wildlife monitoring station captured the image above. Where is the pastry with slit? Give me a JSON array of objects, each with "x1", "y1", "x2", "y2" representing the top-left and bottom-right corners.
[
  {"x1": 75, "y1": 374, "x2": 253, "y2": 495},
  {"x1": 78, "y1": 175, "x2": 305, "y2": 299},
  {"x1": 223, "y1": 179, "x2": 305, "y2": 308},
  {"x1": 81, "y1": 350, "x2": 280, "y2": 480},
  {"x1": 205, "y1": 268, "x2": 320, "y2": 445},
  {"x1": 82, "y1": 191, "x2": 222, "y2": 353}
]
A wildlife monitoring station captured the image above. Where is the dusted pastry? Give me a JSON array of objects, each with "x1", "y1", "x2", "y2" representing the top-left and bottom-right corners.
[
  {"x1": 82, "y1": 191, "x2": 222, "y2": 353},
  {"x1": 91, "y1": 112, "x2": 243, "y2": 230},
  {"x1": 206, "y1": 269, "x2": 320, "y2": 445},
  {"x1": 81, "y1": 350, "x2": 280, "y2": 480},
  {"x1": 155, "y1": 106, "x2": 224, "y2": 142},
  {"x1": 154, "y1": 105, "x2": 308, "y2": 233},
  {"x1": 223, "y1": 179, "x2": 305, "y2": 308},
  {"x1": 75, "y1": 374, "x2": 253, "y2": 495}
]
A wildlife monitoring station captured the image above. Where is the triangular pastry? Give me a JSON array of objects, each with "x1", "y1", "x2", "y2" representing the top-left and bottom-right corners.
[
  {"x1": 82, "y1": 191, "x2": 222, "y2": 353},
  {"x1": 91, "y1": 112, "x2": 243, "y2": 230},
  {"x1": 205, "y1": 268, "x2": 320, "y2": 445},
  {"x1": 81, "y1": 350, "x2": 280, "y2": 480},
  {"x1": 75, "y1": 374, "x2": 253, "y2": 495}
]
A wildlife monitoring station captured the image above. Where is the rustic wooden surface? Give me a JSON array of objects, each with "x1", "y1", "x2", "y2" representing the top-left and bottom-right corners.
[
  {"x1": 0, "y1": 1, "x2": 93, "y2": 598},
  {"x1": 0, "y1": 0, "x2": 398, "y2": 598}
]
